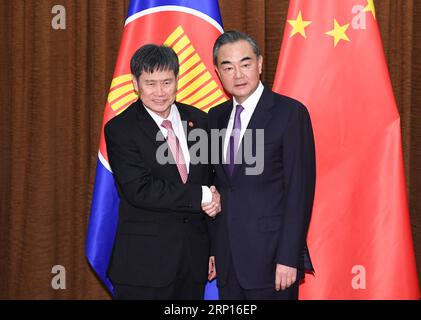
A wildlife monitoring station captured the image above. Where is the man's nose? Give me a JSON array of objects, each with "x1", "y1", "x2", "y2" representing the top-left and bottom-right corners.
[
  {"x1": 155, "y1": 84, "x2": 164, "y2": 95},
  {"x1": 234, "y1": 67, "x2": 243, "y2": 79}
]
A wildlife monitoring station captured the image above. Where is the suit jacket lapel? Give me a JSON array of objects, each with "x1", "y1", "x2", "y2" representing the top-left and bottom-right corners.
[
  {"x1": 216, "y1": 101, "x2": 234, "y2": 183},
  {"x1": 177, "y1": 103, "x2": 197, "y2": 183},
  {"x1": 136, "y1": 100, "x2": 181, "y2": 183},
  {"x1": 177, "y1": 103, "x2": 194, "y2": 150},
  {"x1": 136, "y1": 100, "x2": 164, "y2": 146},
  {"x1": 230, "y1": 87, "x2": 274, "y2": 181}
]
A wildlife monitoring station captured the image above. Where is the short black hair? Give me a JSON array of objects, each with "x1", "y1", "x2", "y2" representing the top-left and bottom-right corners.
[
  {"x1": 130, "y1": 44, "x2": 179, "y2": 79},
  {"x1": 213, "y1": 30, "x2": 260, "y2": 65}
]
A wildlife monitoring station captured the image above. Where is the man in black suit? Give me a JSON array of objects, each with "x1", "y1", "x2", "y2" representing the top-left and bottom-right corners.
[
  {"x1": 104, "y1": 44, "x2": 220, "y2": 299},
  {"x1": 208, "y1": 31, "x2": 316, "y2": 300}
]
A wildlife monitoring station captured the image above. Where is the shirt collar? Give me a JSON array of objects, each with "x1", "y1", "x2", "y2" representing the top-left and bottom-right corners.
[
  {"x1": 233, "y1": 81, "x2": 264, "y2": 112},
  {"x1": 143, "y1": 103, "x2": 177, "y2": 127}
]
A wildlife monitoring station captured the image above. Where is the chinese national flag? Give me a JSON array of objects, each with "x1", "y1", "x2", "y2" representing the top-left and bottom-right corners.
[{"x1": 273, "y1": 0, "x2": 420, "y2": 299}]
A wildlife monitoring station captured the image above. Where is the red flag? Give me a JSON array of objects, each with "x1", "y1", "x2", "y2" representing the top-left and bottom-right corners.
[{"x1": 273, "y1": 0, "x2": 419, "y2": 299}]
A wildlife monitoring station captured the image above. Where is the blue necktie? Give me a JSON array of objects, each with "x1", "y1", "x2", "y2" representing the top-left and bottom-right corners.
[{"x1": 227, "y1": 104, "x2": 244, "y2": 176}]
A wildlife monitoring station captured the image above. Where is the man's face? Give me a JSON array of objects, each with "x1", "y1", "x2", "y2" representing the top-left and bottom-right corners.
[
  {"x1": 215, "y1": 40, "x2": 262, "y2": 104},
  {"x1": 133, "y1": 69, "x2": 178, "y2": 118}
]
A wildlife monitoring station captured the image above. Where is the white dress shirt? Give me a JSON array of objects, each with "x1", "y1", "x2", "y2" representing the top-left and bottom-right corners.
[
  {"x1": 223, "y1": 81, "x2": 264, "y2": 162},
  {"x1": 144, "y1": 103, "x2": 212, "y2": 204}
]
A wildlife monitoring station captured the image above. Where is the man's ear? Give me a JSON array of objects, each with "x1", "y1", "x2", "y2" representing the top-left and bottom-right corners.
[
  {"x1": 258, "y1": 55, "x2": 263, "y2": 75},
  {"x1": 215, "y1": 66, "x2": 221, "y2": 79},
  {"x1": 132, "y1": 75, "x2": 140, "y2": 94}
]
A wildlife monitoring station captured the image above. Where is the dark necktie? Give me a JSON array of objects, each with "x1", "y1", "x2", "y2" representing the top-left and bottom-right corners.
[{"x1": 227, "y1": 104, "x2": 244, "y2": 176}]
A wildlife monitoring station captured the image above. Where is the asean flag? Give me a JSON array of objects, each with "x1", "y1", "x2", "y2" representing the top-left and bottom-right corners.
[
  {"x1": 273, "y1": 0, "x2": 420, "y2": 299},
  {"x1": 86, "y1": 0, "x2": 226, "y2": 298}
]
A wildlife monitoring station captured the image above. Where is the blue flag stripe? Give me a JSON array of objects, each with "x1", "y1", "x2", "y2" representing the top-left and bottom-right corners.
[
  {"x1": 86, "y1": 160, "x2": 119, "y2": 293},
  {"x1": 127, "y1": 0, "x2": 223, "y2": 26}
]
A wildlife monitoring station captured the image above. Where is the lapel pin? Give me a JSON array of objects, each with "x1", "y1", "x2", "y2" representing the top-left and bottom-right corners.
[{"x1": 188, "y1": 121, "x2": 194, "y2": 128}]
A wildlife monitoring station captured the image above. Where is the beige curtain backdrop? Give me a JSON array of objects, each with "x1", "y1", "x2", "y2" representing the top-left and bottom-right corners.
[{"x1": 0, "y1": 0, "x2": 419, "y2": 299}]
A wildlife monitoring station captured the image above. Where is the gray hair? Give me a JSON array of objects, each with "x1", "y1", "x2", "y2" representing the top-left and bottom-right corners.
[{"x1": 213, "y1": 30, "x2": 260, "y2": 65}]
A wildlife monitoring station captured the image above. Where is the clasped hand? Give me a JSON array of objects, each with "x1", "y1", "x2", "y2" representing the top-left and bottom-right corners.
[{"x1": 201, "y1": 186, "x2": 221, "y2": 218}]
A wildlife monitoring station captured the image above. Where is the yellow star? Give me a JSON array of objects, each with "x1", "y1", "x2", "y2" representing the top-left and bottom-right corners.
[
  {"x1": 364, "y1": 0, "x2": 376, "y2": 19},
  {"x1": 287, "y1": 11, "x2": 312, "y2": 38},
  {"x1": 325, "y1": 19, "x2": 350, "y2": 47}
]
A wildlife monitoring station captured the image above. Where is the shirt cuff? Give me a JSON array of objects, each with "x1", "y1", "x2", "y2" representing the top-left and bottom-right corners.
[{"x1": 201, "y1": 186, "x2": 212, "y2": 204}]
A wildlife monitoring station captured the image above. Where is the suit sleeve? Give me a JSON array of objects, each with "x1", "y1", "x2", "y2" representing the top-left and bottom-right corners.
[
  {"x1": 276, "y1": 104, "x2": 316, "y2": 269},
  {"x1": 104, "y1": 121, "x2": 202, "y2": 213},
  {"x1": 206, "y1": 110, "x2": 217, "y2": 256}
]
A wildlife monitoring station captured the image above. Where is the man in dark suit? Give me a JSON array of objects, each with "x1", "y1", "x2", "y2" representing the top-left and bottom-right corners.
[
  {"x1": 104, "y1": 44, "x2": 220, "y2": 299},
  {"x1": 208, "y1": 31, "x2": 316, "y2": 300}
]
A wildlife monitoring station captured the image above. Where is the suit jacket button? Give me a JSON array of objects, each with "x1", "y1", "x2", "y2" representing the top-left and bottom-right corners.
[{"x1": 183, "y1": 218, "x2": 189, "y2": 223}]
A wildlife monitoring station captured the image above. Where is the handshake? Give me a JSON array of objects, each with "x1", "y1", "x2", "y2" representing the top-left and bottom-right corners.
[{"x1": 201, "y1": 185, "x2": 221, "y2": 218}]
